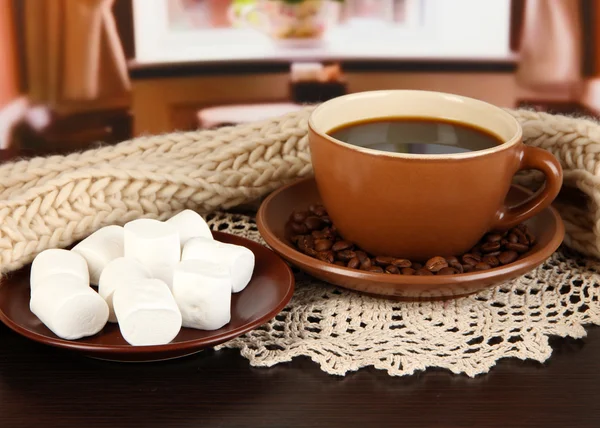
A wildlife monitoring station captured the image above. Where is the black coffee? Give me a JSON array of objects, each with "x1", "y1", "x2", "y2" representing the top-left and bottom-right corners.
[{"x1": 328, "y1": 117, "x2": 503, "y2": 155}]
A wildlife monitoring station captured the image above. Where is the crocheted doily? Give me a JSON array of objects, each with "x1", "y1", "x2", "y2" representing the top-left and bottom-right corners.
[{"x1": 207, "y1": 211, "x2": 600, "y2": 377}]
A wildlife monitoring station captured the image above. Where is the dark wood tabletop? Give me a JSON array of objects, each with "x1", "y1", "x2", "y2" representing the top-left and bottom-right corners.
[
  {"x1": 1, "y1": 148, "x2": 600, "y2": 428},
  {"x1": 1, "y1": 322, "x2": 600, "y2": 428}
]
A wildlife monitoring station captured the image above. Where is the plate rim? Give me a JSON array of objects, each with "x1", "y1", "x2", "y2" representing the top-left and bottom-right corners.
[
  {"x1": 257, "y1": 176, "x2": 565, "y2": 287},
  {"x1": 0, "y1": 231, "x2": 295, "y2": 355}
]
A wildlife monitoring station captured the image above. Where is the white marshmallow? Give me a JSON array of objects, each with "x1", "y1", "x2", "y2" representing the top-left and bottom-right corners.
[
  {"x1": 30, "y1": 249, "x2": 89, "y2": 292},
  {"x1": 124, "y1": 219, "x2": 180, "y2": 280},
  {"x1": 98, "y1": 257, "x2": 152, "y2": 323},
  {"x1": 166, "y1": 209, "x2": 213, "y2": 249},
  {"x1": 153, "y1": 265, "x2": 174, "y2": 291},
  {"x1": 113, "y1": 278, "x2": 182, "y2": 346},
  {"x1": 181, "y1": 237, "x2": 255, "y2": 293},
  {"x1": 30, "y1": 273, "x2": 109, "y2": 340},
  {"x1": 71, "y1": 225, "x2": 124, "y2": 285},
  {"x1": 172, "y1": 260, "x2": 231, "y2": 330}
]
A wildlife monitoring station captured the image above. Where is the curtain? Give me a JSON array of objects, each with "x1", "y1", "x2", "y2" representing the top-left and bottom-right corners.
[
  {"x1": 516, "y1": 0, "x2": 583, "y2": 92},
  {"x1": 0, "y1": 0, "x2": 20, "y2": 109},
  {"x1": 24, "y1": 0, "x2": 130, "y2": 111}
]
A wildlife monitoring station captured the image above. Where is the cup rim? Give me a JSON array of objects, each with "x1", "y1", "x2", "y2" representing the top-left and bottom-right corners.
[{"x1": 308, "y1": 90, "x2": 523, "y2": 160}]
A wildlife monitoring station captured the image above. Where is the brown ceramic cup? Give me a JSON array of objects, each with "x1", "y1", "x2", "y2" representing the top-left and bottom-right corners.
[{"x1": 308, "y1": 90, "x2": 563, "y2": 261}]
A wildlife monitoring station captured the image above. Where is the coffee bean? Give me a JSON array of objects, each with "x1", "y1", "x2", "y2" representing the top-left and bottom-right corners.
[
  {"x1": 291, "y1": 222, "x2": 309, "y2": 234},
  {"x1": 450, "y1": 262, "x2": 464, "y2": 273},
  {"x1": 313, "y1": 206, "x2": 328, "y2": 217},
  {"x1": 505, "y1": 242, "x2": 529, "y2": 253},
  {"x1": 332, "y1": 240, "x2": 352, "y2": 252},
  {"x1": 513, "y1": 228, "x2": 528, "y2": 245},
  {"x1": 425, "y1": 256, "x2": 448, "y2": 272},
  {"x1": 474, "y1": 262, "x2": 491, "y2": 271},
  {"x1": 320, "y1": 215, "x2": 332, "y2": 224},
  {"x1": 309, "y1": 204, "x2": 324, "y2": 214},
  {"x1": 385, "y1": 265, "x2": 400, "y2": 274},
  {"x1": 486, "y1": 233, "x2": 503, "y2": 243},
  {"x1": 337, "y1": 250, "x2": 357, "y2": 262},
  {"x1": 445, "y1": 256, "x2": 459, "y2": 265},
  {"x1": 498, "y1": 250, "x2": 518, "y2": 265},
  {"x1": 347, "y1": 257, "x2": 360, "y2": 269},
  {"x1": 297, "y1": 235, "x2": 314, "y2": 251},
  {"x1": 374, "y1": 256, "x2": 395, "y2": 266},
  {"x1": 438, "y1": 267, "x2": 459, "y2": 275},
  {"x1": 304, "y1": 248, "x2": 318, "y2": 257},
  {"x1": 304, "y1": 216, "x2": 324, "y2": 231},
  {"x1": 360, "y1": 259, "x2": 373, "y2": 270},
  {"x1": 320, "y1": 227, "x2": 337, "y2": 239},
  {"x1": 355, "y1": 251, "x2": 369, "y2": 263},
  {"x1": 481, "y1": 242, "x2": 501, "y2": 253},
  {"x1": 311, "y1": 230, "x2": 327, "y2": 239},
  {"x1": 314, "y1": 239, "x2": 333, "y2": 252},
  {"x1": 296, "y1": 235, "x2": 312, "y2": 253},
  {"x1": 482, "y1": 255, "x2": 500, "y2": 268},
  {"x1": 292, "y1": 210, "x2": 308, "y2": 223},
  {"x1": 316, "y1": 250, "x2": 334, "y2": 263},
  {"x1": 286, "y1": 205, "x2": 536, "y2": 277},
  {"x1": 391, "y1": 258, "x2": 412, "y2": 268},
  {"x1": 462, "y1": 253, "x2": 481, "y2": 266}
]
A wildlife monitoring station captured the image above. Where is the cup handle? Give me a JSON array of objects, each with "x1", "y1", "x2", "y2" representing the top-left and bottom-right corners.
[{"x1": 492, "y1": 146, "x2": 563, "y2": 230}]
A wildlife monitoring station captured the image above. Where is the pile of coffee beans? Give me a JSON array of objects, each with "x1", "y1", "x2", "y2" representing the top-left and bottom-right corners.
[{"x1": 286, "y1": 204, "x2": 536, "y2": 276}]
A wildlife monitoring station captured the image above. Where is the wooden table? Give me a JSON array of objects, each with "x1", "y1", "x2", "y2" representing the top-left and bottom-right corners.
[
  {"x1": 1, "y1": 322, "x2": 599, "y2": 428},
  {"x1": 1, "y1": 149, "x2": 599, "y2": 428}
]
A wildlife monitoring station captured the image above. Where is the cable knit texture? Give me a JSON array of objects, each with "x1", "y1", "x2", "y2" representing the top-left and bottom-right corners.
[{"x1": 0, "y1": 106, "x2": 598, "y2": 276}]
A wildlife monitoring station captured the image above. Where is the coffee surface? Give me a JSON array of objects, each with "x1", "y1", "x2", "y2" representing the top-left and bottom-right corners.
[{"x1": 328, "y1": 117, "x2": 503, "y2": 155}]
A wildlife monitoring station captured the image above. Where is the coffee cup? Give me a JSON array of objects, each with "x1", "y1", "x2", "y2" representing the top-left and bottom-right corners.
[{"x1": 308, "y1": 90, "x2": 563, "y2": 261}]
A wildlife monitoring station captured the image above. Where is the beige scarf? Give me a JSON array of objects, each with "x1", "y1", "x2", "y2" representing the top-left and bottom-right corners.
[{"x1": 0, "y1": 107, "x2": 598, "y2": 274}]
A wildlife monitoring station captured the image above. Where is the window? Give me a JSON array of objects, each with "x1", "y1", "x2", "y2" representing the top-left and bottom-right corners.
[{"x1": 132, "y1": 0, "x2": 513, "y2": 64}]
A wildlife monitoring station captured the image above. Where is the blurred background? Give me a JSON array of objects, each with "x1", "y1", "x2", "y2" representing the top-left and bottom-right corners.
[{"x1": 0, "y1": 0, "x2": 598, "y2": 156}]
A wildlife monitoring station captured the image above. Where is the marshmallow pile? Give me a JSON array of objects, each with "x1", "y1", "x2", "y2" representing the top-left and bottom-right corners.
[{"x1": 29, "y1": 210, "x2": 255, "y2": 346}]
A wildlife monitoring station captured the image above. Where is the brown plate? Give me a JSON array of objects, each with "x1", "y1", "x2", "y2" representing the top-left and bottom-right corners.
[
  {"x1": 0, "y1": 232, "x2": 294, "y2": 362},
  {"x1": 257, "y1": 177, "x2": 565, "y2": 300}
]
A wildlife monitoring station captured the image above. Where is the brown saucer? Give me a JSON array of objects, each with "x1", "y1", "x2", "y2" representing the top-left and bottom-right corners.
[
  {"x1": 0, "y1": 232, "x2": 295, "y2": 362},
  {"x1": 257, "y1": 177, "x2": 565, "y2": 300}
]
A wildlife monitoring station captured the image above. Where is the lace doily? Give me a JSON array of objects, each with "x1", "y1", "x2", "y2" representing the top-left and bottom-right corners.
[{"x1": 206, "y1": 211, "x2": 600, "y2": 377}]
